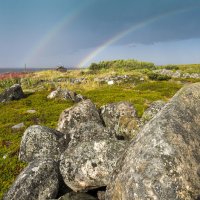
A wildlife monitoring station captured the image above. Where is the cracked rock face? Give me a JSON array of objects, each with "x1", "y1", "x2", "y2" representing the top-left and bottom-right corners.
[
  {"x1": 0, "y1": 84, "x2": 24, "y2": 103},
  {"x1": 57, "y1": 99, "x2": 103, "y2": 134},
  {"x1": 100, "y1": 102, "x2": 138, "y2": 140},
  {"x1": 19, "y1": 125, "x2": 69, "y2": 162},
  {"x1": 106, "y1": 83, "x2": 200, "y2": 200},
  {"x1": 4, "y1": 159, "x2": 59, "y2": 200},
  {"x1": 60, "y1": 139, "x2": 127, "y2": 192}
]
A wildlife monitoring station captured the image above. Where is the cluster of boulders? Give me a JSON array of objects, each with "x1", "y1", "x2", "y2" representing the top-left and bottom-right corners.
[
  {"x1": 93, "y1": 75, "x2": 144, "y2": 84},
  {"x1": 4, "y1": 83, "x2": 200, "y2": 200},
  {"x1": 155, "y1": 69, "x2": 200, "y2": 79},
  {"x1": 0, "y1": 84, "x2": 24, "y2": 103},
  {"x1": 47, "y1": 87, "x2": 85, "y2": 103}
]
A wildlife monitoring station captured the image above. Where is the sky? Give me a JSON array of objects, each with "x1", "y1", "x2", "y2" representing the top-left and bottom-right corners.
[{"x1": 0, "y1": 0, "x2": 200, "y2": 68}]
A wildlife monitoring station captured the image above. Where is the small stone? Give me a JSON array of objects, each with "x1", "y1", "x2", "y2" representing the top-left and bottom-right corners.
[
  {"x1": 11, "y1": 122, "x2": 25, "y2": 130},
  {"x1": 26, "y1": 110, "x2": 37, "y2": 114}
]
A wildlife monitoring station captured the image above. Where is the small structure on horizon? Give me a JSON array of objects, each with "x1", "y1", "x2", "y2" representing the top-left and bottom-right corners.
[{"x1": 55, "y1": 66, "x2": 67, "y2": 72}]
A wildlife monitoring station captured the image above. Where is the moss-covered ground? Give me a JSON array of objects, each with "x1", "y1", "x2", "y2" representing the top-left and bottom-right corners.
[{"x1": 0, "y1": 61, "x2": 200, "y2": 199}]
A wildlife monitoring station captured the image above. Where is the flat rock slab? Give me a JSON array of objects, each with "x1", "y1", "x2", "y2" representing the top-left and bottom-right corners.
[
  {"x1": 19, "y1": 125, "x2": 70, "y2": 162},
  {"x1": 106, "y1": 83, "x2": 200, "y2": 200},
  {"x1": 60, "y1": 139, "x2": 127, "y2": 192},
  {"x1": 4, "y1": 159, "x2": 59, "y2": 200}
]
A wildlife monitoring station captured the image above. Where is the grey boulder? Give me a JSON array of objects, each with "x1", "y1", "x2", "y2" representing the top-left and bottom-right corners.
[
  {"x1": 47, "y1": 87, "x2": 84, "y2": 103},
  {"x1": 57, "y1": 99, "x2": 103, "y2": 134},
  {"x1": 0, "y1": 84, "x2": 24, "y2": 103},
  {"x1": 67, "y1": 122, "x2": 115, "y2": 148},
  {"x1": 106, "y1": 83, "x2": 200, "y2": 200},
  {"x1": 19, "y1": 125, "x2": 70, "y2": 162},
  {"x1": 100, "y1": 102, "x2": 138, "y2": 139},
  {"x1": 60, "y1": 139, "x2": 127, "y2": 192},
  {"x1": 4, "y1": 159, "x2": 59, "y2": 200}
]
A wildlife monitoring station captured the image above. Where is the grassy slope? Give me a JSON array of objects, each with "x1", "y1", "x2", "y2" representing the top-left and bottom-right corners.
[{"x1": 0, "y1": 63, "x2": 200, "y2": 199}]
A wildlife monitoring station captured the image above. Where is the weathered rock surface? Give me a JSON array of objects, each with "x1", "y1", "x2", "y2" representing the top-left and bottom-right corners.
[
  {"x1": 47, "y1": 87, "x2": 85, "y2": 103},
  {"x1": 67, "y1": 122, "x2": 115, "y2": 148},
  {"x1": 53, "y1": 192, "x2": 97, "y2": 200},
  {"x1": 4, "y1": 159, "x2": 59, "y2": 200},
  {"x1": 0, "y1": 84, "x2": 24, "y2": 103},
  {"x1": 60, "y1": 139, "x2": 127, "y2": 192},
  {"x1": 100, "y1": 102, "x2": 138, "y2": 139},
  {"x1": 106, "y1": 83, "x2": 200, "y2": 200},
  {"x1": 140, "y1": 100, "x2": 166, "y2": 125},
  {"x1": 19, "y1": 125, "x2": 69, "y2": 162},
  {"x1": 57, "y1": 99, "x2": 102, "y2": 134},
  {"x1": 11, "y1": 122, "x2": 25, "y2": 130}
]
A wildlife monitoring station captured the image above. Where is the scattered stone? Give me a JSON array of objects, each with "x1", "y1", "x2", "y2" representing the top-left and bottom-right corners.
[
  {"x1": 106, "y1": 83, "x2": 200, "y2": 200},
  {"x1": 100, "y1": 102, "x2": 138, "y2": 140},
  {"x1": 60, "y1": 139, "x2": 127, "y2": 192},
  {"x1": 107, "y1": 80, "x2": 114, "y2": 85},
  {"x1": 0, "y1": 84, "x2": 24, "y2": 103},
  {"x1": 47, "y1": 88, "x2": 85, "y2": 103},
  {"x1": 57, "y1": 99, "x2": 102, "y2": 134},
  {"x1": 11, "y1": 122, "x2": 25, "y2": 130},
  {"x1": 19, "y1": 125, "x2": 70, "y2": 162},
  {"x1": 26, "y1": 110, "x2": 37, "y2": 114},
  {"x1": 4, "y1": 159, "x2": 59, "y2": 200}
]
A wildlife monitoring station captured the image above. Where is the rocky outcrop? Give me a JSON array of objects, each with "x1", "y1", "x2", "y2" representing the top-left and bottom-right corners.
[
  {"x1": 19, "y1": 125, "x2": 69, "y2": 162},
  {"x1": 4, "y1": 159, "x2": 59, "y2": 200},
  {"x1": 100, "y1": 102, "x2": 138, "y2": 140},
  {"x1": 0, "y1": 84, "x2": 24, "y2": 103},
  {"x1": 60, "y1": 139, "x2": 127, "y2": 192},
  {"x1": 47, "y1": 88, "x2": 85, "y2": 103},
  {"x1": 106, "y1": 83, "x2": 200, "y2": 200},
  {"x1": 57, "y1": 99, "x2": 102, "y2": 134}
]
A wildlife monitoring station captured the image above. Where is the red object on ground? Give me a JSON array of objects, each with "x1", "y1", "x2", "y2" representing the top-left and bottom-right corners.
[{"x1": 0, "y1": 72, "x2": 29, "y2": 80}]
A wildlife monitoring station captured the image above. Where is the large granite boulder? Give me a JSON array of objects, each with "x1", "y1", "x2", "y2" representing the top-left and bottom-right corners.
[
  {"x1": 19, "y1": 125, "x2": 69, "y2": 162},
  {"x1": 60, "y1": 139, "x2": 127, "y2": 192},
  {"x1": 67, "y1": 122, "x2": 115, "y2": 148},
  {"x1": 57, "y1": 99, "x2": 103, "y2": 134},
  {"x1": 0, "y1": 84, "x2": 24, "y2": 103},
  {"x1": 106, "y1": 83, "x2": 200, "y2": 200},
  {"x1": 100, "y1": 102, "x2": 138, "y2": 139},
  {"x1": 4, "y1": 159, "x2": 59, "y2": 200},
  {"x1": 47, "y1": 87, "x2": 84, "y2": 103}
]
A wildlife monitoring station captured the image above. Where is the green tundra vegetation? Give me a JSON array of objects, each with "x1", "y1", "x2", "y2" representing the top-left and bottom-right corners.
[{"x1": 0, "y1": 59, "x2": 200, "y2": 199}]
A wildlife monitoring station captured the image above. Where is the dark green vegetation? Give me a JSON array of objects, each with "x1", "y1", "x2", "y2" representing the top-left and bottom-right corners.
[
  {"x1": 0, "y1": 59, "x2": 200, "y2": 199},
  {"x1": 89, "y1": 59, "x2": 155, "y2": 71}
]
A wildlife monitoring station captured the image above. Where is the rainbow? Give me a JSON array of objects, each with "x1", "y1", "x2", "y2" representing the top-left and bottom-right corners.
[
  {"x1": 22, "y1": 1, "x2": 91, "y2": 67},
  {"x1": 78, "y1": 5, "x2": 199, "y2": 67}
]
